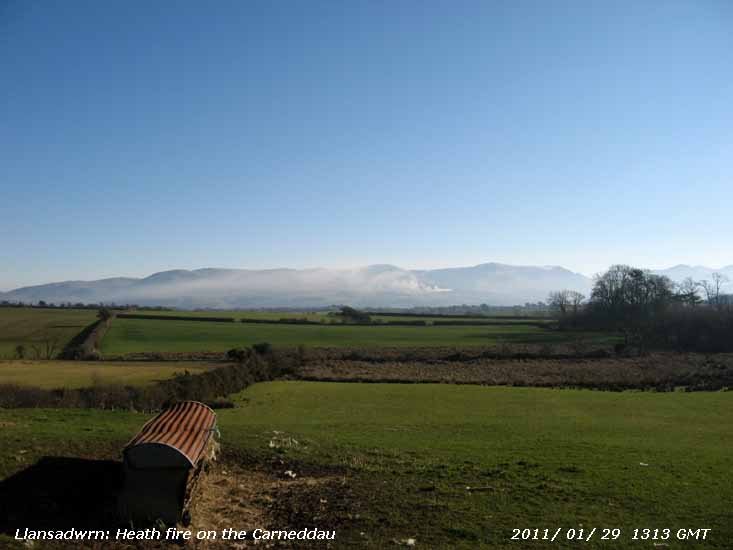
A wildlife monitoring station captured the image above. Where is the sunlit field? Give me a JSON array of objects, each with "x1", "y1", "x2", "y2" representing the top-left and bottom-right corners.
[
  {"x1": 0, "y1": 308, "x2": 97, "y2": 359},
  {"x1": 1, "y1": 383, "x2": 730, "y2": 548},
  {"x1": 100, "y1": 317, "x2": 613, "y2": 354},
  {"x1": 0, "y1": 360, "x2": 215, "y2": 389}
]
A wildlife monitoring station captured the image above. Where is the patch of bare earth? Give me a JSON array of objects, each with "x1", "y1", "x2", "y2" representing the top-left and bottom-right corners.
[
  {"x1": 175, "y1": 452, "x2": 351, "y2": 549},
  {"x1": 296, "y1": 352, "x2": 733, "y2": 391}
]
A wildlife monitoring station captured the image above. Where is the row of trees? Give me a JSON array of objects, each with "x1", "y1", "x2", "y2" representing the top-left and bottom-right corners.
[
  {"x1": 547, "y1": 290, "x2": 585, "y2": 316},
  {"x1": 550, "y1": 265, "x2": 732, "y2": 352},
  {"x1": 676, "y1": 273, "x2": 730, "y2": 308},
  {"x1": 550, "y1": 268, "x2": 731, "y2": 317}
]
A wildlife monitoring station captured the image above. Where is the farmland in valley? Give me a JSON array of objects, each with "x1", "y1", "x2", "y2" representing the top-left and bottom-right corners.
[
  {"x1": 0, "y1": 360, "x2": 215, "y2": 389},
  {"x1": 100, "y1": 316, "x2": 612, "y2": 355},
  {"x1": 0, "y1": 308, "x2": 97, "y2": 359},
  {"x1": 0, "y1": 306, "x2": 729, "y2": 549}
]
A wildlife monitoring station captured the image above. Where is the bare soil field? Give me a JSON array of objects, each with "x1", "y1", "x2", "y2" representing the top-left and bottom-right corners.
[
  {"x1": 296, "y1": 352, "x2": 733, "y2": 391},
  {"x1": 113, "y1": 343, "x2": 617, "y2": 363}
]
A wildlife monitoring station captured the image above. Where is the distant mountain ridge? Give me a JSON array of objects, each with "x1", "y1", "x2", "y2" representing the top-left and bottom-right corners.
[
  {"x1": 1, "y1": 262, "x2": 731, "y2": 308},
  {"x1": 652, "y1": 264, "x2": 733, "y2": 282}
]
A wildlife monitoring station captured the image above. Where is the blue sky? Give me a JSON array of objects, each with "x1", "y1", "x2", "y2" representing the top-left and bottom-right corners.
[{"x1": 2, "y1": 0, "x2": 732, "y2": 290}]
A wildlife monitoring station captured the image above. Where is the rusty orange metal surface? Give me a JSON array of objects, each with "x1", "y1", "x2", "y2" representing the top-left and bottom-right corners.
[{"x1": 124, "y1": 401, "x2": 217, "y2": 467}]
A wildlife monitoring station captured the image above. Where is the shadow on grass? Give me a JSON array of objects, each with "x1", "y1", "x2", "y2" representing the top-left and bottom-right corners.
[{"x1": 0, "y1": 457, "x2": 123, "y2": 534}]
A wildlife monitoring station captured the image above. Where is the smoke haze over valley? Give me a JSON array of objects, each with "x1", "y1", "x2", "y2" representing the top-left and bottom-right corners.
[{"x1": 2, "y1": 263, "x2": 731, "y2": 309}]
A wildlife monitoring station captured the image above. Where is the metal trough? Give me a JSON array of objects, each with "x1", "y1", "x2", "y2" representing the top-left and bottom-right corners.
[{"x1": 118, "y1": 401, "x2": 218, "y2": 525}]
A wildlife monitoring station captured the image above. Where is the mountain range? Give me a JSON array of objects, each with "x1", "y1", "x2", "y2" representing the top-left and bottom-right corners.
[{"x1": 1, "y1": 263, "x2": 731, "y2": 309}]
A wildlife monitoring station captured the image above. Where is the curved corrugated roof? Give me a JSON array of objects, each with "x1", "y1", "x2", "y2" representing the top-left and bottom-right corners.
[{"x1": 124, "y1": 401, "x2": 217, "y2": 468}]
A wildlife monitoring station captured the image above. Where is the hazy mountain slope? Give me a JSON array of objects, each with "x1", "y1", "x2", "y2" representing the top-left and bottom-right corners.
[
  {"x1": 3, "y1": 278, "x2": 139, "y2": 304},
  {"x1": 415, "y1": 263, "x2": 592, "y2": 304},
  {"x1": 653, "y1": 264, "x2": 733, "y2": 285},
  {"x1": 2, "y1": 263, "x2": 730, "y2": 308},
  {"x1": 0, "y1": 264, "x2": 589, "y2": 307}
]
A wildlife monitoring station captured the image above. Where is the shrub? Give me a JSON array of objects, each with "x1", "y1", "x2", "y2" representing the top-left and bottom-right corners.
[
  {"x1": 252, "y1": 342, "x2": 272, "y2": 355},
  {"x1": 117, "y1": 313, "x2": 235, "y2": 322},
  {"x1": 226, "y1": 347, "x2": 252, "y2": 362},
  {"x1": 339, "y1": 306, "x2": 372, "y2": 323}
]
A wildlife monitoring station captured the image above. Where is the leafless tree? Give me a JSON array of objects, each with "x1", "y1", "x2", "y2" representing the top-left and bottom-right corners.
[
  {"x1": 548, "y1": 290, "x2": 569, "y2": 315},
  {"x1": 700, "y1": 273, "x2": 729, "y2": 310},
  {"x1": 568, "y1": 291, "x2": 585, "y2": 314},
  {"x1": 677, "y1": 277, "x2": 702, "y2": 307}
]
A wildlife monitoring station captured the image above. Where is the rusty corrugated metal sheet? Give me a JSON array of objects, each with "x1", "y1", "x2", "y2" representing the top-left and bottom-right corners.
[{"x1": 124, "y1": 401, "x2": 217, "y2": 467}]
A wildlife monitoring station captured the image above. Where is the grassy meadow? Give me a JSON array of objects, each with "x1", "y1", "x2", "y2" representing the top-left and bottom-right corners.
[
  {"x1": 0, "y1": 360, "x2": 215, "y2": 389},
  {"x1": 0, "y1": 308, "x2": 97, "y2": 359},
  {"x1": 0, "y1": 306, "x2": 726, "y2": 548},
  {"x1": 0, "y1": 382, "x2": 730, "y2": 548},
  {"x1": 101, "y1": 317, "x2": 610, "y2": 354},
  {"x1": 0, "y1": 307, "x2": 570, "y2": 358}
]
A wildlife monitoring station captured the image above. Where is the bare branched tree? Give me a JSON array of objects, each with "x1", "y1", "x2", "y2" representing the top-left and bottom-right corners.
[
  {"x1": 700, "y1": 273, "x2": 729, "y2": 310},
  {"x1": 548, "y1": 290, "x2": 569, "y2": 315},
  {"x1": 568, "y1": 291, "x2": 585, "y2": 314},
  {"x1": 677, "y1": 277, "x2": 702, "y2": 307}
]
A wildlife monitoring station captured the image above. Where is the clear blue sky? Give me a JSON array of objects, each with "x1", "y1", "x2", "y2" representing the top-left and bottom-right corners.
[{"x1": 2, "y1": 0, "x2": 732, "y2": 290}]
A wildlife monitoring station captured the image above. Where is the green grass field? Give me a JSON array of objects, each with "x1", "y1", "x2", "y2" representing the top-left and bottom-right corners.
[
  {"x1": 0, "y1": 360, "x2": 215, "y2": 389},
  {"x1": 0, "y1": 308, "x2": 97, "y2": 359},
  {"x1": 100, "y1": 317, "x2": 609, "y2": 354},
  {"x1": 0, "y1": 383, "x2": 730, "y2": 548},
  {"x1": 220, "y1": 383, "x2": 733, "y2": 548}
]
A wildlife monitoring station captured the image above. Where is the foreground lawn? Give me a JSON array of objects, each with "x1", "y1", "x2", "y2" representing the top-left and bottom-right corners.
[
  {"x1": 0, "y1": 383, "x2": 730, "y2": 548},
  {"x1": 0, "y1": 308, "x2": 97, "y2": 359},
  {"x1": 219, "y1": 383, "x2": 732, "y2": 548},
  {"x1": 0, "y1": 360, "x2": 215, "y2": 389},
  {"x1": 101, "y1": 317, "x2": 611, "y2": 354}
]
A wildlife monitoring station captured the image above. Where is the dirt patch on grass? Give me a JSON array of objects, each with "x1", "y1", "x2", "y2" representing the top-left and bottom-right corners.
[{"x1": 187, "y1": 457, "x2": 349, "y2": 548}]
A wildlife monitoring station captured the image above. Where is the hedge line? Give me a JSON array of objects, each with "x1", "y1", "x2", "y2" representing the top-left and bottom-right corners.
[
  {"x1": 367, "y1": 311, "x2": 549, "y2": 320},
  {"x1": 58, "y1": 317, "x2": 114, "y2": 360},
  {"x1": 0, "y1": 350, "x2": 289, "y2": 410},
  {"x1": 117, "y1": 313, "x2": 235, "y2": 322},
  {"x1": 239, "y1": 318, "x2": 323, "y2": 325},
  {"x1": 431, "y1": 320, "x2": 549, "y2": 327}
]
